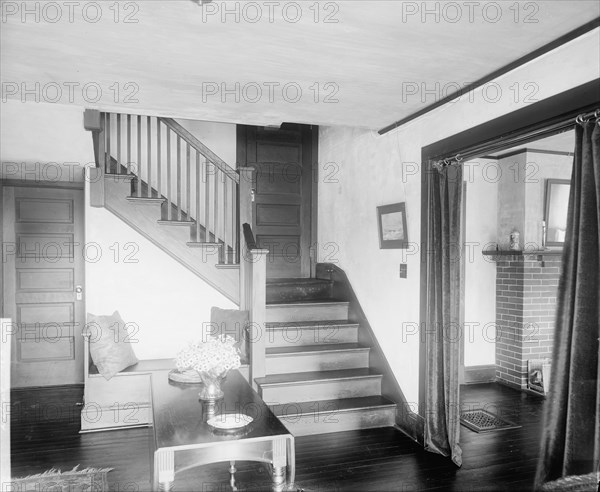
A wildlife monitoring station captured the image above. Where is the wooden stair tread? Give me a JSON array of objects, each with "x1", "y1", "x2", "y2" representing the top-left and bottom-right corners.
[
  {"x1": 266, "y1": 320, "x2": 359, "y2": 329},
  {"x1": 105, "y1": 173, "x2": 135, "y2": 180},
  {"x1": 267, "y1": 278, "x2": 333, "y2": 286},
  {"x1": 255, "y1": 368, "x2": 381, "y2": 386},
  {"x1": 267, "y1": 299, "x2": 349, "y2": 307},
  {"x1": 186, "y1": 242, "x2": 221, "y2": 248},
  {"x1": 126, "y1": 196, "x2": 165, "y2": 203},
  {"x1": 269, "y1": 396, "x2": 396, "y2": 416},
  {"x1": 157, "y1": 220, "x2": 195, "y2": 226},
  {"x1": 266, "y1": 343, "x2": 367, "y2": 356}
]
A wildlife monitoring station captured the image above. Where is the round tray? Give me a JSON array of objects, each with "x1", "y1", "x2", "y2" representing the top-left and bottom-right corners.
[
  {"x1": 168, "y1": 369, "x2": 202, "y2": 383},
  {"x1": 207, "y1": 413, "x2": 253, "y2": 430}
]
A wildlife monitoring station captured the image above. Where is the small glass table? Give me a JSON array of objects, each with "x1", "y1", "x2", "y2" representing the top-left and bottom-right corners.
[{"x1": 149, "y1": 369, "x2": 295, "y2": 491}]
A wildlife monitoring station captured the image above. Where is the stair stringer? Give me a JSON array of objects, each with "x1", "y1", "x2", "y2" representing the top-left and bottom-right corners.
[{"x1": 103, "y1": 176, "x2": 240, "y2": 304}]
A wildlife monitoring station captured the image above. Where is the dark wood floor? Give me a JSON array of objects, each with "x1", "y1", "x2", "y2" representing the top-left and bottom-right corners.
[{"x1": 10, "y1": 382, "x2": 545, "y2": 491}]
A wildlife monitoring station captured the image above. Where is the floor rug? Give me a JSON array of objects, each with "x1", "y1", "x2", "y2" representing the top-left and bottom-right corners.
[
  {"x1": 460, "y1": 409, "x2": 521, "y2": 432},
  {"x1": 11, "y1": 465, "x2": 113, "y2": 491}
]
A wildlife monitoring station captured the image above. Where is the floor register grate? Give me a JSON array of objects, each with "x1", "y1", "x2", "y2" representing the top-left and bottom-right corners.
[{"x1": 460, "y1": 409, "x2": 521, "y2": 433}]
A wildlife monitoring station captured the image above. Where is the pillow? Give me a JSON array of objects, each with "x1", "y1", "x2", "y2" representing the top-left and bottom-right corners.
[
  {"x1": 210, "y1": 307, "x2": 249, "y2": 364},
  {"x1": 85, "y1": 311, "x2": 138, "y2": 380}
]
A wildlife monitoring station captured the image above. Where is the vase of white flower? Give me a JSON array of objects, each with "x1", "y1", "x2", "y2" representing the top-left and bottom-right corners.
[
  {"x1": 197, "y1": 372, "x2": 225, "y2": 400},
  {"x1": 175, "y1": 335, "x2": 241, "y2": 401}
]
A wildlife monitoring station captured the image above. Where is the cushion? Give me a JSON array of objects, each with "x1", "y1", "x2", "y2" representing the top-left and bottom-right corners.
[
  {"x1": 85, "y1": 311, "x2": 138, "y2": 380},
  {"x1": 210, "y1": 307, "x2": 249, "y2": 364}
]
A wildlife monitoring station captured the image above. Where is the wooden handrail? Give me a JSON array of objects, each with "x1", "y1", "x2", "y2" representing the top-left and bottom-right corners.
[
  {"x1": 158, "y1": 117, "x2": 239, "y2": 184},
  {"x1": 242, "y1": 223, "x2": 258, "y2": 250}
]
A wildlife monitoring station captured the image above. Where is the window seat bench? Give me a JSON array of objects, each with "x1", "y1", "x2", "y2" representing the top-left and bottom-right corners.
[{"x1": 80, "y1": 334, "x2": 250, "y2": 432}]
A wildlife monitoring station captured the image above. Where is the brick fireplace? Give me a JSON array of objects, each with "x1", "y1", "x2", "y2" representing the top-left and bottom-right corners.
[{"x1": 486, "y1": 251, "x2": 562, "y2": 390}]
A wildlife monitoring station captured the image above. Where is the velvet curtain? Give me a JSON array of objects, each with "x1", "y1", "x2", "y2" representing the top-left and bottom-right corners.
[
  {"x1": 535, "y1": 120, "x2": 600, "y2": 487},
  {"x1": 424, "y1": 163, "x2": 463, "y2": 467}
]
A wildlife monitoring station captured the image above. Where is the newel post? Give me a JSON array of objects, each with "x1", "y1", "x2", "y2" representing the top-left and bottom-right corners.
[
  {"x1": 83, "y1": 109, "x2": 105, "y2": 207},
  {"x1": 238, "y1": 167, "x2": 268, "y2": 389}
]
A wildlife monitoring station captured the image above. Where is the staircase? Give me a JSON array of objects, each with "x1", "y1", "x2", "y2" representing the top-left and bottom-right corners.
[
  {"x1": 85, "y1": 110, "x2": 399, "y2": 437},
  {"x1": 256, "y1": 278, "x2": 397, "y2": 436},
  {"x1": 89, "y1": 112, "x2": 241, "y2": 303}
]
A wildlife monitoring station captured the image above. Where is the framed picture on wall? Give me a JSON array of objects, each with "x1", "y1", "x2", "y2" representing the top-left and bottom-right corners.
[
  {"x1": 377, "y1": 202, "x2": 408, "y2": 249},
  {"x1": 544, "y1": 179, "x2": 570, "y2": 247}
]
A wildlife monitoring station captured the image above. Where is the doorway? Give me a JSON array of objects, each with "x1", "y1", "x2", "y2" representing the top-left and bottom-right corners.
[
  {"x1": 237, "y1": 124, "x2": 317, "y2": 279},
  {"x1": 418, "y1": 80, "x2": 599, "y2": 446},
  {"x1": 2, "y1": 183, "x2": 86, "y2": 387}
]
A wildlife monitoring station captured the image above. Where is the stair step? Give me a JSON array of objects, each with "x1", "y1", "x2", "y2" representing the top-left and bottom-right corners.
[
  {"x1": 269, "y1": 396, "x2": 396, "y2": 436},
  {"x1": 105, "y1": 173, "x2": 135, "y2": 181},
  {"x1": 266, "y1": 277, "x2": 334, "y2": 303},
  {"x1": 266, "y1": 320, "x2": 359, "y2": 347},
  {"x1": 255, "y1": 368, "x2": 382, "y2": 403},
  {"x1": 186, "y1": 242, "x2": 221, "y2": 248},
  {"x1": 127, "y1": 196, "x2": 165, "y2": 204},
  {"x1": 157, "y1": 220, "x2": 195, "y2": 226},
  {"x1": 266, "y1": 300, "x2": 350, "y2": 323},
  {"x1": 266, "y1": 344, "x2": 369, "y2": 374}
]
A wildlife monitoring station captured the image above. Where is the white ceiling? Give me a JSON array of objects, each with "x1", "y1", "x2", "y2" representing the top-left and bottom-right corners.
[{"x1": 1, "y1": 1, "x2": 598, "y2": 129}]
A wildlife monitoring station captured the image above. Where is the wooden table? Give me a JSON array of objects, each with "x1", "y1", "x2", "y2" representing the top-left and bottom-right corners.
[{"x1": 149, "y1": 369, "x2": 295, "y2": 491}]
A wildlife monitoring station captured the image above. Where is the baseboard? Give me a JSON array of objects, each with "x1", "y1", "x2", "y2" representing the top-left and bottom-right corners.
[{"x1": 463, "y1": 365, "x2": 496, "y2": 384}]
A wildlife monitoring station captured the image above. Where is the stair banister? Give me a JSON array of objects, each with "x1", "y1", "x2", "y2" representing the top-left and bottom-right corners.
[
  {"x1": 157, "y1": 118, "x2": 240, "y2": 185},
  {"x1": 239, "y1": 167, "x2": 268, "y2": 389}
]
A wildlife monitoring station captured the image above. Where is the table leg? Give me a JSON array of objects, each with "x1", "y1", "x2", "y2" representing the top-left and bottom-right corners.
[
  {"x1": 272, "y1": 437, "x2": 287, "y2": 486},
  {"x1": 155, "y1": 449, "x2": 175, "y2": 491}
]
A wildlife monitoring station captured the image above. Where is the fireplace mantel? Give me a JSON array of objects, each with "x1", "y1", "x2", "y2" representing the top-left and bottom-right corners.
[{"x1": 483, "y1": 250, "x2": 563, "y2": 258}]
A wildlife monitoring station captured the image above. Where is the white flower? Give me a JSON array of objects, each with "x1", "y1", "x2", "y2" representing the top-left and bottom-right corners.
[{"x1": 175, "y1": 335, "x2": 241, "y2": 376}]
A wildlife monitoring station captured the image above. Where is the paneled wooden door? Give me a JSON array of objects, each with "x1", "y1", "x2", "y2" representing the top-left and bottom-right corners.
[
  {"x1": 237, "y1": 124, "x2": 316, "y2": 279},
  {"x1": 2, "y1": 185, "x2": 85, "y2": 387}
]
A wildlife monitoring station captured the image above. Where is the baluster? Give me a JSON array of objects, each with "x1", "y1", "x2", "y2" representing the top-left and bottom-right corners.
[
  {"x1": 177, "y1": 135, "x2": 182, "y2": 220},
  {"x1": 186, "y1": 142, "x2": 191, "y2": 221},
  {"x1": 137, "y1": 115, "x2": 142, "y2": 197},
  {"x1": 196, "y1": 152, "x2": 201, "y2": 242},
  {"x1": 147, "y1": 116, "x2": 152, "y2": 198},
  {"x1": 127, "y1": 114, "x2": 131, "y2": 175},
  {"x1": 116, "y1": 114, "x2": 121, "y2": 174},
  {"x1": 166, "y1": 129, "x2": 172, "y2": 220},
  {"x1": 157, "y1": 119, "x2": 162, "y2": 199},
  {"x1": 105, "y1": 113, "x2": 111, "y2": 173},
  {"x1": 214, "y1": 168, "x2": 219, "y2": 251},
  {"x1": 205, "y1": 159, "x2": 210, "y2": 242},
  {"x1": 223, "y1": 175, "x2": 228, "y2": 263},
  {"x1": 233, "y1": 181, "x2": 238, "y2": 263}
]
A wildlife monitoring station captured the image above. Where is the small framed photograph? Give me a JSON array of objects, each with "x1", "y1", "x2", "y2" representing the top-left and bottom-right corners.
[{"x1": 377, "y1": 202, "x2": 408, "y2": 249}]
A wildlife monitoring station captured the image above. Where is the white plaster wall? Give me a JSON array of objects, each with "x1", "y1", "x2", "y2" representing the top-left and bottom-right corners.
[
  {"x1": 497, "y1": 153, "x2": 527, "y2": 249},
  {"x1": 0, "y1": 100, "x2": 94, "y2": 181},
  {"x1": 84, "y1": 194, "x2": 236, "y2": 359},
  {"x1": 464, "y1": 159, "x2": 498, "y2": 367},
  {"x1": 318, "y1": 29, "x2": 599, "y2": 407}
]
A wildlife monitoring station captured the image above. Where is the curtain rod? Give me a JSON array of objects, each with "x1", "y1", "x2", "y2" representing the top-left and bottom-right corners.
[
  {"x1": 576, "y1": 108, "x2": 600, "y2": 124},
  {"x1": 432, "y1": 108, "x2": 599, "y2": 169}
]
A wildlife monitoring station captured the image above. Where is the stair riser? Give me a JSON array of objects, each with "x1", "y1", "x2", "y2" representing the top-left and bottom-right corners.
[
  {"x1": 266, "y1": 303, "x2": 349, "y2": 323},
  {"x1": 276, "y1": 406, "x2": 396, "y2": 436},
  {"x1": 266, "y1": 282, "x2": 333, "y2": 303},
  {"x1": 260, "y1": 377, "x2": 381, "y2": 403},
  {"x1": 266, "y1": 326, "x2": 358, "y2": 348},
  {"x1": 266, "y1": 351, "x2": 369, "y2": 375}
]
